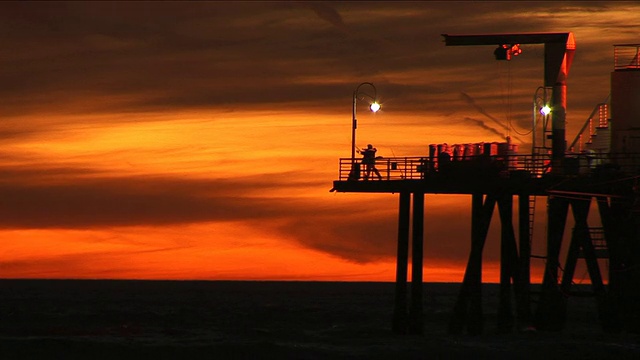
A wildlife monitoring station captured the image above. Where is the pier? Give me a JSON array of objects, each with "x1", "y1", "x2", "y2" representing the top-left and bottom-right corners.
[{"x1": 331, "y1": 36, "x2": 640, "y2": 335}]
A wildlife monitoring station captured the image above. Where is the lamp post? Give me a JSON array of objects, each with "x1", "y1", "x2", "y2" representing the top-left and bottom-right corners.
[
  {"x1": 351, "y1": 82, "x2": 381, "y2": 169},
  {"x1": 532, "y1": 86, "x2": 552, "y2": 176},
  {"x1": 532, "y1": 86, "x2": 551, "y2": 154}
]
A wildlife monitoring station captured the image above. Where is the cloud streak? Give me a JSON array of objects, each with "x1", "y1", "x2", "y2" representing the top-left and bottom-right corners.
[
  {"x1": 0, "y1": 168, "x2": 327, "y2": 228},
  {"x1": 0, "y1": 162, "x2": 484, "y2": 265}
]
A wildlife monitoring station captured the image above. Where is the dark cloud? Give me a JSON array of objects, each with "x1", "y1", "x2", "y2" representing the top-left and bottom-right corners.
[
  {"x1": 279, "y1": 210, "x2": 399, "y2": 263},
  {"x1": 2, "y1": 1, "x2": 637, "y2": 121},
  {"x1": 0, "y1": 166, "x2": 333, "y2": 228},
  {"x1": 279, "y1": 194, "x2": 507, "y2": 265},
  {"x1": 0, "y1": 164, "x2": 403, "y2": 262},
  {"x1": 0, "y1": 246, "x2": 186, "y2": 277},
  {"x1": 0, "y1": 128, "x2": 43, "y2": 141},
  {"x1": 0, "y1": 162, "x2": 482, "y2": 264}
]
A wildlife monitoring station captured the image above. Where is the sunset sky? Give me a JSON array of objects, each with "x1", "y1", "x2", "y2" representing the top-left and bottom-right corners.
[{"x1": 2, "y1": 2, "x2": 639, "y2": 282}]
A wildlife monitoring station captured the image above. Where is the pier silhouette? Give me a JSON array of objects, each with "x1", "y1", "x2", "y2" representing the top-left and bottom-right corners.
[{"x1": 332, "y1": 34, "x2": 640, "y2": 335}]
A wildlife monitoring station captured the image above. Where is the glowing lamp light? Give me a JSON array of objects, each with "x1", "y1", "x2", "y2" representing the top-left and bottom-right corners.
[
  {"x1": 349, "y1": 82, "x2": 379, "y2": 174},
  {"x1": 540, "y1": 105, "x2": 551, "y2": 116}
]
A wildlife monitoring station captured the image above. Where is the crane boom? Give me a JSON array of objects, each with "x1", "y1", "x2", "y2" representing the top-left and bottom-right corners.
[{"x1": 442, "y1": 32, "x2": 576, "y2": 173}]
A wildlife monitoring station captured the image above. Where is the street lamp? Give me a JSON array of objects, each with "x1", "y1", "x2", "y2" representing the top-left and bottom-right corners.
[
  {"x1": 351, "y1": 82, "x2": 380, "y2": 168},
  {"x1": 532, "y1": 86, "x2": 551, "y2": 156}
]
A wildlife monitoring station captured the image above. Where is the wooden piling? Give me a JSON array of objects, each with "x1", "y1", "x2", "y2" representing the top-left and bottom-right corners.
[
  {"x1": 517, "y1": 194, "x2": 532, "y2": 327},
  {"x1": 393, "y1": 192, "x2": 411, "y2": 334},
  {"x1": 449, "y1": 193, "x2": 496, "y2": 335},
  {"x1": 497, "y1": 194, "x2": 519, "y2": 332},
  {"x1": 409, "y1": 192, "x2": 424, "y2": 334},
  {"x1": 535, "y1": 196, "x2": 569, "y2": 331}
]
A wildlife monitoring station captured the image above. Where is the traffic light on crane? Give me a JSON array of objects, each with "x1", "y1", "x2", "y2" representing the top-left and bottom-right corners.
[{"x1": 494, "y1": 44, "x2": 522, "y2": 61}]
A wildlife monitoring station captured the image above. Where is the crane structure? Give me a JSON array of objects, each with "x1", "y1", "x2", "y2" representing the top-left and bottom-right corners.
[
  {"x1": 442, "y1": 33, "x2": 575, "y2": 174},
  {"x1": 331, "y1": 33, "x2": 640, "y2": 335}
]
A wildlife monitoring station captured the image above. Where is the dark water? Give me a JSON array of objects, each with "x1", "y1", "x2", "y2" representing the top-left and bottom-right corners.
[{"x1": 0, "y1": 280, "x2": 638, "y2": 359}]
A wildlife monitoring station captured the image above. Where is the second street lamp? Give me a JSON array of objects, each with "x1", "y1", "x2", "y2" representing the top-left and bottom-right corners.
[{"x1": 350, "y1": 82, "x2": 380, "y2": 179}]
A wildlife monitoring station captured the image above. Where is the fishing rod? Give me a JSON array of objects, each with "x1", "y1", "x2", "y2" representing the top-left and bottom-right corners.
[{"x1": 388, "y1": 146, "x2": 406, "y2": 179}]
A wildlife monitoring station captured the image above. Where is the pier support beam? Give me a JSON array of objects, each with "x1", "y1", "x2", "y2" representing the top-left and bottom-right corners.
[
  {"x1": 393, "y1": 192, "x2": 426, "y2": 335},
  {"x1": 393, "y1": 192, "x2": 411, "y2": 334},
  {"x1": 535, "y1": 194, "x2": 633, "y2": 333},
  {"x1": 535, "y1": 196, "x2": 569, "y2": 331},
  {"x1": 409, "y1": 192, "x2": 425, "y2": 334},
  {"x1": 497, "y1": 194, "x2": 520, "y2": 333},
  {"x1": 606, "y1": 193, "x2": 640, "y2": 332},
  {"x1": 517, "y1": 194, "x2": 532, "y2": 327},
  {"x1": 449, "y1": 193, "x2": 496, "y2": 335},
  {"x1": 560, "y1": 198, "x2": 605, "y2": 296},
  {"x1": 597, "y1": 196, "x2": 623, "y2": 332},
  {"x1": 563, "y1": 198, "x2": 608, "y2": 328}
]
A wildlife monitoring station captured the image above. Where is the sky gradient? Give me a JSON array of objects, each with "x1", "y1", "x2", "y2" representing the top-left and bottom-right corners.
[{"x1": 2, "y1": 2, "x2": 639, "y2": 281}]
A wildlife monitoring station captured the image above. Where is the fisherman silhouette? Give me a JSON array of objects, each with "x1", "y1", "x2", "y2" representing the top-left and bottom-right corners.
[{"x1": 359, "y1": 144, "x2": 382, "y2": 180}]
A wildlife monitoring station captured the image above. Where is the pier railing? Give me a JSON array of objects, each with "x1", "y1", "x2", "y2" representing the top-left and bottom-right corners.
[{"x1": 338, "y1": 153, "x2": 640, "y2": 181}]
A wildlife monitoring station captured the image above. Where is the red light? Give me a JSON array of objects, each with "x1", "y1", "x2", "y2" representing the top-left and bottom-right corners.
[
  {"x1": 510, "y1": 44, "x2": 522, "y2": 56},
  {"x1": 494, "y1": 44, "x2": 522, "y2": 61}
]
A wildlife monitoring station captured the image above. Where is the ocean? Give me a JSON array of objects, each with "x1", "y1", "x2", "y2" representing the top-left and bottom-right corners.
[{"x1": 0, "y1": 280, "x2": 638, "y2": 359}]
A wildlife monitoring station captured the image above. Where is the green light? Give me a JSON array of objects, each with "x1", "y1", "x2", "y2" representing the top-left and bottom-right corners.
[{"x1": 540, "y1": 105, "x2": 551, "y2": 116}]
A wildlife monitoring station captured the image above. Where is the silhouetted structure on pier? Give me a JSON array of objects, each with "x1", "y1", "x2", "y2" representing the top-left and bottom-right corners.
[{"x1": 331, "y1": 34, "x2": 640, "y2": 335}]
